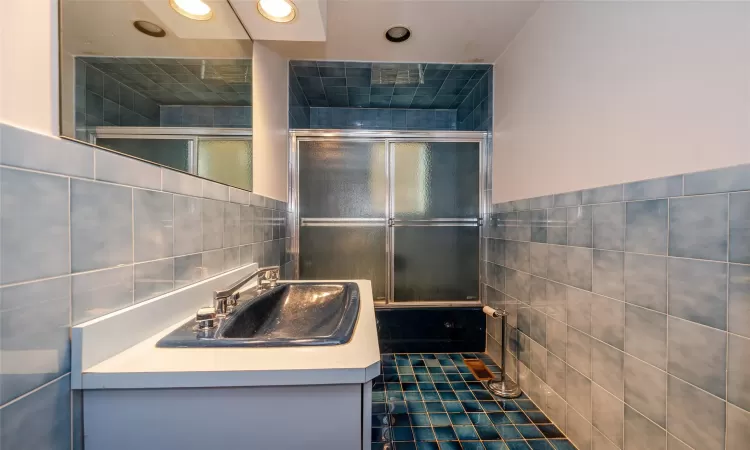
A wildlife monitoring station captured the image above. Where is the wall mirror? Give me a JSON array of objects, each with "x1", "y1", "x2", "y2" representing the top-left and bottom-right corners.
[{"x1": 59, "y1": 0, "x2": 254, "y2": 191}]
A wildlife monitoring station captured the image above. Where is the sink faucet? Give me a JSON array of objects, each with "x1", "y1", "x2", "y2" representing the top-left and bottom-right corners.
[{"x1": 213, "y1": 266, "x2": 280, "y2": 315}]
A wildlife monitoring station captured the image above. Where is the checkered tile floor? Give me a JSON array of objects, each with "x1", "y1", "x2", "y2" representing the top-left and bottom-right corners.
[{"x1": 371, "y1": 353, "x2": 576, "y2": 450}]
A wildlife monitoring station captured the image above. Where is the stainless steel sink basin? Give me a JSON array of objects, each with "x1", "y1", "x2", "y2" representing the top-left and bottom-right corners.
[{"x1": 156, "y1": 282, "x2": 360, "y2": 348}]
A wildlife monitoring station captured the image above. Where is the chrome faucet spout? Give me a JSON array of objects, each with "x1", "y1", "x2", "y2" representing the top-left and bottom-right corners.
[{"x1": 213, "y1": 266, "x2": 280, "y2": 315}]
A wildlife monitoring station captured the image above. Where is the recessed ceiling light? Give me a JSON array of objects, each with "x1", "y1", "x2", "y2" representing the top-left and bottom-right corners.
[
  {"x1": 385, "y1": 26, "x2": 411, "y2": 43},
  {"x1": 133, "y1": 20, "x2": 166, "y2": 38},
  {"x1": 257, "y1": 0, "x2": 297, "y2": 23},
  {"x1": 170, "y1": 0, "x2": 214, "y2": 21}
]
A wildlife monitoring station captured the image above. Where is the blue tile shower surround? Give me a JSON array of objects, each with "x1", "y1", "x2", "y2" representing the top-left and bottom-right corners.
[
  {"x1": 75, "y1": 59, "x2": 160, "y2": 139},
  {"x1": 457, "y1": 68, "x2": 493, "y2": 132},
  {"x1": 289, "y1": 68, "x2": 311, "y2": 128},
  {"x1": 290, "y1": 61, "x2": 491, "y2": 109},
  {"x1": 0, "y1": 122, "x2": 293, "y2": 449},
  {"x1": 376, "y1": 307, "x2": 486, "y2": 353},
  {"x1": 309, "y1": 107, "x2": 457, "y2": 131},
  {"x1": 372, "y1": 353, "x2": 576, "y2": 450},
  {"x1": 482, "y1": 163, "x2": 750, "y2": 450},
  {"x1": 160, "y1": 105, "x2": 252, "y2": 128},
  {"x1": 78, "y1": 57, "x2": 252, "y2": 107}
]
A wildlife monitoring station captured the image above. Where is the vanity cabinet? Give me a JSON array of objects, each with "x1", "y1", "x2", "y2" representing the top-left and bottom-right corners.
[{"x1": 83, "y1": 382, "x2": 373, "y2": 450}]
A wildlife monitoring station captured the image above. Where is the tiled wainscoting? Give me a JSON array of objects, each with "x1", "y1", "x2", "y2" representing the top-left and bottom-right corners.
[
  {"x1": 0, "y1": 123, "x2": 292, "y2": 449},
  {"x1": 372, "y1": 353, "x2": 576, "y2": 450},
  {"x1": 483, "y1": 164, "x2": 750, "y2": 450}
]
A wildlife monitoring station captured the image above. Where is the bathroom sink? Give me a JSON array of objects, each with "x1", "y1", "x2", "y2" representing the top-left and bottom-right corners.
[{"x1": 156, "y1": 282, "x2": 360, "y2": 348}]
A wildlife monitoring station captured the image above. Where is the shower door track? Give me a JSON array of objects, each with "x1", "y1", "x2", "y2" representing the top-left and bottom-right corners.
[{"x1": 289, "y1": 129, "x2": 488, "y2": 307}]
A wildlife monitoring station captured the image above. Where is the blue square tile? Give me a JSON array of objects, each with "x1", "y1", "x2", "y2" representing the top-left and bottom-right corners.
[
  {"x1": 393, "y1": 427, "x2": 415, "y2": 441},
  {"x1": 414, "y1": 427, "x2": 436, "y2": 441},
  {"x1": 505, "y1": 442, "x2": 532, "y2": 450},
  {"x1": 516, "y1": 425, "x2": 544, "y2": 439},
  {"x1": 625, "y1": 199, "x2": 668, "y2": 255},
  {"x1": 668, "y1": 257, "x2": 727, "y2": 330},
  {"x1": 456, "y1": 391, "x2": 476, "y2": 401},
  {"x1": 525, "y1": 411, "x2": 550, "y2": 424},
  {"x1": 730, "y1": 192, "x2": 750, "y2": 264},
  {"x1": 624, "y1": 175, "x2": 683, "y2": 200},
  {"x1": 434, "y1": 426, "x2": 457, "y2": 441},
  {"x1": 468, "y1": 412, "x2": 492, "y2": 426},
  {"x1": 438, "y1": 442, "x2": 461, "y2": 450},
  {"x1": 537, "y1": 425, "x2": 565, "y2": 439},
  {"x1": 444, "y1": 402, "x2": 464, "y2": 413},
  {"x1": 438, "y1": 391, "x2": 458, "y2": 401},
  {"x1": 395, "y1": 442, "x2": 417, "y2": 450},
  {"x1": 496, "y1": 425, "x2": 524, "y2": 440},
  {"x1": 462, "y1": 401, "x2": 483, "y2": 412},
  {"x1": 487, "y1": 412, "x2": 512, "y2": 425},
  {"x1": 426, "y1": 402, "x2": 447, "y2": 413},
  {"x1": 507, "y1": 412, "x2": 532, "y2": 424},
  {"x1": 449, "y1": 412, "x2": 472, "y2": 425},
  {"x1": 429, "y1": 413, "x2": 452, "y2": 426},
  {"x1": 549, "y1": 441, "x2": 576, "y2": 450},
  {"x1": 407, "y1": 402, "x2": 427, "y2": 413},
  {"x1": 475, "y1": 425, "x2": 501, "y2": 440},
  {"x1": 669, "y1": 194, "x2": 728, "y2": 261},
  {"x1": 417, "y1": 443, "x2": 440, "y2": 450},
  {"x1": 461, "y1": 442, "x2": 487, "y2": 450},
  {"x1": 454, "y1": 425, "x2": 480, "y2": 440},
  {"x1": 527, "y1": 441, "x2": 555, "y2": 450},
  {"x1": 484, "y1": 443, "x2": 510, "y2": 450},
  {"x1": 410, "y1": 413, "x2": 430, "y2": 427},
  {"x1": 684, "y1": 164, "x2": 750, "y2": 195}
]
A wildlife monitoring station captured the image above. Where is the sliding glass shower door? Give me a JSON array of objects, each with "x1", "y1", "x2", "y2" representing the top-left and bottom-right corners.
[
  {"x1": 296, "y1": 134, "x2": 482, "y2": 304},
  {"x1": 390, "y1": 142, "x2": 480, "y2": 302},
  {"x1": 298, "y1": 140, "x2": 389, "y2": 301}
]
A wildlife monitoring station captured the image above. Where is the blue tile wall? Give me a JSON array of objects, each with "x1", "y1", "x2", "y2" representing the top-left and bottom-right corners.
[
  {"x1": 159, "y1": 105, "x2": 252, "y2": 128},
  {"x1": 0, "y1": 123, "x2": 294, "y2": 449},
  {"x1": 484, "y1": 162, "x2": 750, "y2": 450},
  {"x1": 75, "y1": 59, "x2": 160, "y2": 140},
  {"x1": 290, "y1": 61, "x2": 491, "y2": 109},
  {"x1": 458, "y1": 68, "x2": 493, "y2": 131},
  {"x1": 289, "y1": 68, "x2": 310, "y2": 128},
  {"x1": 309, "y1": 107, "x2": 457, "y2": 130}
]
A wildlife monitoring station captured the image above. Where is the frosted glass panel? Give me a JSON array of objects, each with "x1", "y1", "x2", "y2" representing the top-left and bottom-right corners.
[
  {"x1": 393, "y1": 226, "x2": 478, "y2": 302},
  {"x1": 393, "y1": 142, "x2": 479, "y2": 219},
  {"x1": 197, "y1": 139, "x2": 252, "y2": 191},
  {"x1": 299, "y1": 140, "x2": 386, "y2": 218},
  {"x1": 299, "y1": 226, "x2": 387, "y2": 301},
  {"x1": 96, "y1": 137, "x2": 191, "y2": 172}
]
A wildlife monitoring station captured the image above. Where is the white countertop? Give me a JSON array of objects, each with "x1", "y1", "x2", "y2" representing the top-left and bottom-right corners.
[{"x1": 75, "y1": 276, "x2": 381, "y2": 390}]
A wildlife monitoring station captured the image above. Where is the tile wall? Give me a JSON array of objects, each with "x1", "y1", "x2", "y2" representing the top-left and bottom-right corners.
[
  {"x1": 457, "y1": 69, "x2": 492, "y2": 132},
  {"x1": 75, "y1": 59, "x2": 160, "y2": 140},
  {"x1": 0, "y1": 123, "x2": 292, "y2": 449},
  {"x1": 308, "y1": 107, "x2": 457, "y2": 130},
  {"x1": 289, "y1": 69, "x2": 311, "y2": 128},
  {"x1": 482, "y1": 164, "x2": 750, "y2": 450},
  {"x1": 160, "y1": 105, "x2": 252, "y2": 128}
]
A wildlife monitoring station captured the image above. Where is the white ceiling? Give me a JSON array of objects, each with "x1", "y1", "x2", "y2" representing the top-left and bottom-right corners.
[
  {"x1": 62, "y1": 0, "x2": 253, "y2": 58},
  {"x1": 260, "y1": 0, "x2": 541, "y2": 63},
  {"x1": 229, "y1": 0, "x2": 328, "y2": 41}
]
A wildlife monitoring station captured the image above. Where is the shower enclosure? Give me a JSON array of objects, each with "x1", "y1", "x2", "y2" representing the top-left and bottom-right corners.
[{"x1": 290, "y1": 130, "x2": 487, "y2": 306}]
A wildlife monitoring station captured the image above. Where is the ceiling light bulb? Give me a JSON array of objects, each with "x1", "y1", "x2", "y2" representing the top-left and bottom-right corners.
[
  {"x1": 170, "y1": 0, "x2": 213, "y2": 21},
  {"x1": 257, "y1": 0, "x2": 297, "y2": 23}
]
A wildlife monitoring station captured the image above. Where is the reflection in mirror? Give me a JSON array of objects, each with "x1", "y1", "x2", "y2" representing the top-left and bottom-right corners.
[{"x1": 59, "y1": 0, "x2": 254, "y2": 191}]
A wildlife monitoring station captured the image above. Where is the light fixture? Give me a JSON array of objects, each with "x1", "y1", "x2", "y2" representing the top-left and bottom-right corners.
[
  {"x1": 385, "y1": 26, "x2": 411, "y2": 43},
  {"x1": 170, "y1": 0, "x2": 214, "y2": 21},
  {"x1": 257, "y1": 0, "x2": 297, "y2": 23},
  {"x1": 133, "y1": 20, "x2": 166, "y2": 38}
]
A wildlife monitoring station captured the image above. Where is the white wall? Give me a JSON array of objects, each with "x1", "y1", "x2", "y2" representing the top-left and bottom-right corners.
[
  {"x1": 492, "y1": 2, "x2": 750, "y2": 203},
  {"x1": 0, "y1": 0, "x2": 59, "y2": 135},
  {"x1": 252, "y1": 42, "x2": 289, "y2": 201}
]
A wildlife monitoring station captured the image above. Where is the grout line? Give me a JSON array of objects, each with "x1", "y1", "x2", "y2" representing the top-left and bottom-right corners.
[{"x1": 0, "y1": 373, "x2": 70, "y2": 410}]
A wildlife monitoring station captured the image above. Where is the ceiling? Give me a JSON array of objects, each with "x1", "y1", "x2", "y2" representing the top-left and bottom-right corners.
[
  {"x1": 61, "y1": 1, "x2": 252, "y2": 59},
  {"x1": 290, "y1": 61, "x2": 491, "y2": 109},
  {"x1": 261, "y1": 0, "x2": 541, "y2": 63},
  {"x1": 81, "y1": 57, "x2": 252, "y2": 106}
]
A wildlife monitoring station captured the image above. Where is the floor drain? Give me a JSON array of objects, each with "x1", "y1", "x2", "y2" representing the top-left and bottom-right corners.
[{"x1": 463, "y1": 358, "x2": 494, "y2": 380}]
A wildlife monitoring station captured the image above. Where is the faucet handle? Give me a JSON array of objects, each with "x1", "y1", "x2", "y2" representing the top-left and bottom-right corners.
[{"x1": 196, "y1": 306, "x2": 217, "y2": 330}]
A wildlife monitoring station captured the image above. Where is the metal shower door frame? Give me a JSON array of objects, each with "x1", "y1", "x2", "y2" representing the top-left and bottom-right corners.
[{"x1": 289, "y1": 129, "x2": 488, "y2": 307}]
